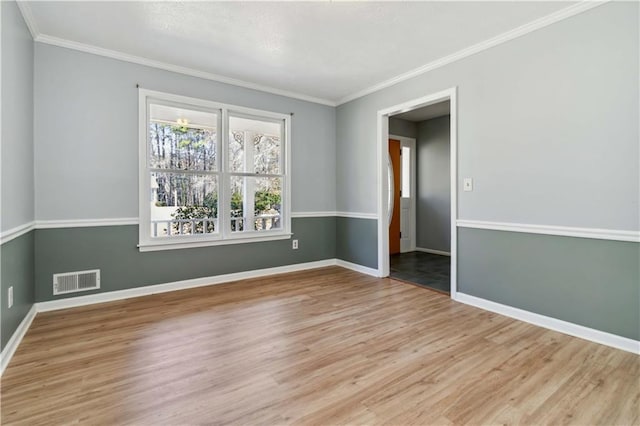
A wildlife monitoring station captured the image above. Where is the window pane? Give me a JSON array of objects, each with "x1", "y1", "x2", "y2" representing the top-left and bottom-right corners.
[
  {"x1": 149, "y1": 104, "x2": 218, "y2": 171},
  {"x1": 229, "y1": 176, "x2": 282, "y2": 232},
  {"x1": 229, "y1": 129, "x2": 245, "y2": 174},
  {"x1": 228, "y1": 115, "x2": 281, "y2": 174},
  {"x1": 150, "y1": 172, "x2": 218, "y2": 237},
  {"x1": 402, "y1": 146, "x2": 410, "y2": 197}
]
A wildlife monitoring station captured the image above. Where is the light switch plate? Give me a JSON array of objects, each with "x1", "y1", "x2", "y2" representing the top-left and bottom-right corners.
[{"x1": 463, "y1": 178, "x2": 473, "y2": 192}]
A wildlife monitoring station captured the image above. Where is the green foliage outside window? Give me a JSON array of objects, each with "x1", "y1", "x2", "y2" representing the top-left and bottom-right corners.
[
  {"x1": 152, "y1": 120, "x2": 281, "y2": 234},
  {"x1": 254, "y1": 191, "x2": 281, "y2": 215}
]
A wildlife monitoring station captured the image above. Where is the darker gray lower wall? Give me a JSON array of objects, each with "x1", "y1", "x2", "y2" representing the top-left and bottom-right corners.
[
  {"x1": 1, "y1": 232, "x2": 35, "y2": 351},
  {"x1": 417, "y1": 115, "x2": 450, "y2": 252},
  {"x1": 35, "y1": 217, "x2": 335, "y2": 302},
  {"x1": 336, "y1": 217, "x2": 377, "y2": 269},
  {"x1": 458, "y1": 227, "x2": 640, "y2": 340}
]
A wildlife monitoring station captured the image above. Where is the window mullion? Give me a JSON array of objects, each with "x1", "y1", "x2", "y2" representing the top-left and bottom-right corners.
[
  {"x1": 244, "y1": 130, "x2": 256, "y2": 233},
  {"x1": 220, "y1": 108, "x2": 229, "y2": 239}
]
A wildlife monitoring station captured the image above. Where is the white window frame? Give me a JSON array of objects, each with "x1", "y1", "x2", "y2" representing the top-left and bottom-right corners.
[{"x1": 138, "y1": 89, "x2": 292, "y2": 252}]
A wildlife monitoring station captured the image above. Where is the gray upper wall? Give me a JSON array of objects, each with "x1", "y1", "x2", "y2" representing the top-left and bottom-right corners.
[
  {"x1": 1, "y1": 1, "x2": 34, "y2": 232},
  {"x1": 34, "y1": 44, "x2": 336, "y2": 221},
  {"x1": 389, "y1": 117, "x2": 418, "y2": 139},
  {"x1": 336, "y1": 3, "x2": 639, "y2": 231},
  {"x1": 416, "y1": 115, "x2": 451, "y2": 252}
]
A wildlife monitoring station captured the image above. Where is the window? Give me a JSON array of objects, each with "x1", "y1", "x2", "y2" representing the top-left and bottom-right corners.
[
  {"x1": 138, "y1": 90, "x2": 291, "y2": 251},
  {"x1": 401, "y1": 146, "x2": 411, "y2": 197}
]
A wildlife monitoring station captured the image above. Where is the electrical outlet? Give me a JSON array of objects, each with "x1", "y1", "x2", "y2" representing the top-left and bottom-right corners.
[
  {"x1": 292, "y1": 239, "x2": 299, "y2": 250},
  {"x1": 8, "y1": 286, "x2": 13, "y2": 309}
]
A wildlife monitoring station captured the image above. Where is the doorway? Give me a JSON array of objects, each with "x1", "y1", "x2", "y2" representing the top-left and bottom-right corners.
[{"x1": 378, "y1": 88, "x2": 458, "y2": 298}]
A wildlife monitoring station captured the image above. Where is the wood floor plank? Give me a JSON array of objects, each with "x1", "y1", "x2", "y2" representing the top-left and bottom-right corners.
[{"x1": 1, "y1": 266, "x2": 637, "y2": 425}]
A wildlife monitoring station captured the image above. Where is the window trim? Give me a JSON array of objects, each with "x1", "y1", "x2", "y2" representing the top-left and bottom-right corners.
[{"x1": 138, "y1": 89, "x2": 292, "y2": 251}]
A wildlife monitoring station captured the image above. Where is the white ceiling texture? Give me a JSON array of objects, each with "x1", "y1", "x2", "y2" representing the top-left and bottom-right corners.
[{"x1": 21, "y1": 1, "x2": 579, "y2": 106}]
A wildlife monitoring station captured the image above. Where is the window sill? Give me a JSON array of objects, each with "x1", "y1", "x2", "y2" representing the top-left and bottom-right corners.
[{"x1": 138, "y1": 233, "x2": 293, "y2": 252}]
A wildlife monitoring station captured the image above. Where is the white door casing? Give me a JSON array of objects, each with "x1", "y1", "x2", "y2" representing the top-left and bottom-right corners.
[{"x1": 377, "y1": 87, "x2": 458, "y2": 298}]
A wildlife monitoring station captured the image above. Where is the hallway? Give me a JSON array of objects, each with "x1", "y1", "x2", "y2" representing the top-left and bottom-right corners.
[{"x1": 390, "y1": 251, "x2": 450, "y2": 293}]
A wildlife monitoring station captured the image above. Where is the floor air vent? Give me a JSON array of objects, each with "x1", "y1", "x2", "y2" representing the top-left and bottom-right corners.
[{"x1": 53, "y1": 269, "x2": 100, "y2": 295}]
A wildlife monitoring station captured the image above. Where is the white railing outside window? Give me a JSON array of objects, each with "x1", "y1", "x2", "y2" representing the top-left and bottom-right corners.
[
  {"x1": 151, "y1": 218, "x2": 219, "y2": 237},
  {"x1": 151, "y1": 214, "x2": 282, "y2": 237}
]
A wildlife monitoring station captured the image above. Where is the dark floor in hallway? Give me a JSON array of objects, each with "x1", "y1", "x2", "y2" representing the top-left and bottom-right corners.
[{"x1": 390, "y1": 251, "x2": 450, "y2": 293}]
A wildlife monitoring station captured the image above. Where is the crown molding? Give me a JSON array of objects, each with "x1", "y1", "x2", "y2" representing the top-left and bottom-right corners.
[
  {"x1": 34, "y1": 34, "x2": 337, "y2": 107},
  {"x1": 336, "y1": 1, "x2": 609, "y2": 105},
  {"x1": 15, "y1": 1, "x2": 38, "y2": 39},
  {"x1": 16, "y1": 1, "x2": 335, "y2": 107},
  {"x1": 17, "y1": 1, "x2": 609, "y2": 108}
]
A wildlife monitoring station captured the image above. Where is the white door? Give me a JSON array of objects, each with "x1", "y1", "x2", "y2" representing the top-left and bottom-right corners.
[{"x1": 399, "y1": 139, "x2": 416, "y2": 253}]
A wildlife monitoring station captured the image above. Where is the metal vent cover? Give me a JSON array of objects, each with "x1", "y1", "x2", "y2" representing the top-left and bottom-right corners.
[{"x1": 53, "y1": 269, "x2": 100, "y2": 295}]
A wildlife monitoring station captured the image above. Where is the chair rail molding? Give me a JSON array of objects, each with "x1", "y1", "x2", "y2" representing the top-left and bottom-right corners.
[
  {"x1": 457, "y1": 220, "x2": 639, "y2": 243},
  {"x1": 0, "y1": 221, "x2": 36, "y2": 244}
]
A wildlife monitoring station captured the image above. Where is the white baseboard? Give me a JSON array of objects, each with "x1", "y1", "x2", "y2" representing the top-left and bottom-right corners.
[
  {"x1": 9, "y1": 263, "x2": 633, "y2": 378},
  {"x1": 37, "y1": 259, "x2": 336, "y2": 312},
  {"x1": 37, "y1": 258, "x2": 378, "y2": 313},
  {"x1": 335, "y1": 259, "x2": 380, "y2": 277},
  {"x1": 415, "y1": 247, "x2": 451, "y2": 256},
  {"x1": 1, "y1": 305, "x2": 37, "y2": 376},
  {"x1": 454, "y1": 292, "x2": 640, "y2": 355}
]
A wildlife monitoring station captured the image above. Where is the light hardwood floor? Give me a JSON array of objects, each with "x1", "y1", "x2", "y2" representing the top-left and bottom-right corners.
[{"x1": 2, "y1": 266, "x2": 638, "y2": 425}]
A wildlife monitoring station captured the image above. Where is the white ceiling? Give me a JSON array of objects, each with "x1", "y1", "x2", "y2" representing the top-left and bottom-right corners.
[{"x1": 23, "y1": 1, "x2": 576, "y2": 105}]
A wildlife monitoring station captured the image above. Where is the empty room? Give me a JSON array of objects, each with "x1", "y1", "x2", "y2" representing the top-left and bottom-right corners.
[{"x1": 1, "y1": 1, "x2": 638, "y2": 424}]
